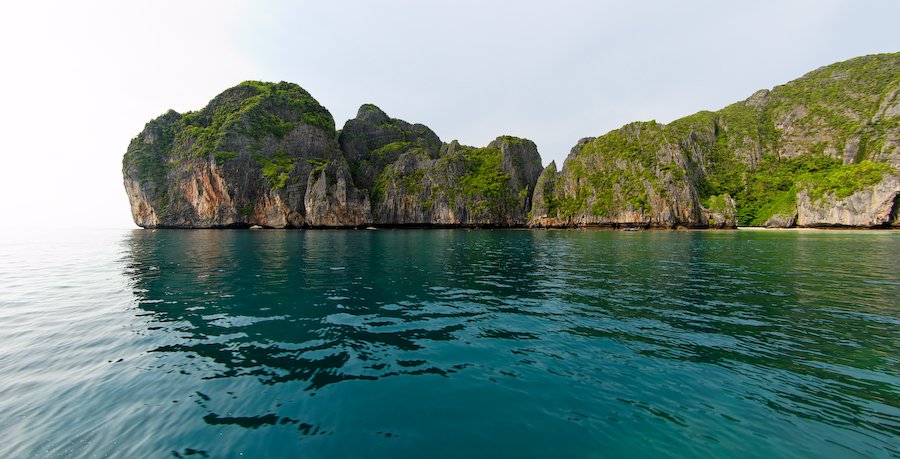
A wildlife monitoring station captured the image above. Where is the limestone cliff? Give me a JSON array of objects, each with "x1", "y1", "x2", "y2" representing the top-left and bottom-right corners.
[
  {"x1": 124, "y1": 83, "x2": 542, "y2": 228},
  {"x1": 530, "y1": 53, "x2": 899, "y2": 228},
  {"x1": 123, "y1": 81, "x2": 367, "y2": 228},
  {"x1": 796, "y1": 173, "x2": 899, "y2": 227},
  {"x1": 339, "y1": 104, "x2": 542, "y2": 226},
  {"x1": 528, "y1": 123, "x2": 728, "y2": 228},
  {"x1": 124, "y1": 54, "x2": 899, "y2": 229}
]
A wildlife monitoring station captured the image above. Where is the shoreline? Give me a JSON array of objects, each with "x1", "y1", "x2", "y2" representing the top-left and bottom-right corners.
[
  {"x1": 132, "y1": 225, "x2": 900, "y2": 232},
  {"x1": 735, "y1": 226, "x2": 900, "y2": 232}
]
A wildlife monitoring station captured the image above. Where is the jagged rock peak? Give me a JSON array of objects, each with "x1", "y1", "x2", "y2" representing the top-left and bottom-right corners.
[{"x1": 356, "y1": 103, "x2": 390, "y2": 123}]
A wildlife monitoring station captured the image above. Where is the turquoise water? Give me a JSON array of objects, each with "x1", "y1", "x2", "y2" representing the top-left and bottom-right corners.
[{"x1": 0, "y1": 229, "x2": 898, "y2": 458}]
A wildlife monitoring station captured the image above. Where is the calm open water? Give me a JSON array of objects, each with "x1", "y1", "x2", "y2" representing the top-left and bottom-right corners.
[{"x1": 0, "y1": 228, "x2": 897, "y2": 458}]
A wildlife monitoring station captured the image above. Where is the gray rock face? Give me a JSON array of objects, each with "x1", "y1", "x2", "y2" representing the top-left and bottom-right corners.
[
  {"x1": 493, "y1": 136, "x2": 544, "y2": 206},
  {"x1": 528, "y1": 161, "x2": 558, "y2": 227},
  {"x1": 124, "y1": 83, "x2": 543, "y2": 228},
  {"x1": 764, "y1": 213, "x2": 797, "y2": 228},
  {"x1": 339, "y1": 104, "x2": 442, "y2": 193},
  {"x1": 304, "y1": 161, "x2": 371, "y2": 227},
  {"x1": 123, "y1": 81, "x2": 367, "y2": 228},
  {"x1": 796, "y1": 174, "x2": 899, "y2": 227},
  {"x1": 702, "y1": 194, "x2": 738, "y2": 229},
  {"x1": 528, "y1": 122, "x2": 715, "y2": 228},
  {"x1": 371, "y1": 136, "x2": 542, "y2": 226}
]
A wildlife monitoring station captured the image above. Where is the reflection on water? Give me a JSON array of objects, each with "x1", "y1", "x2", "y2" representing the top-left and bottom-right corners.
[
  {"x1": 121, "y1": 229, "x2": 900, "y2": 457},
  {"x1": 128, "y1": 230, "x2": 544, "y2": 389},
  {"x1": 0, "y1": 229, "x2": 897, "y2": 458}
]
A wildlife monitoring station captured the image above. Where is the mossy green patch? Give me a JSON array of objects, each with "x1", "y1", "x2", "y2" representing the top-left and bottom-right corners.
[
  {"x1": 257, "y1": 149, "x2": 300, "y2": 190},
  {"x1": 802, "y1": 160, "x2": 892, "y2": 202},
  {"x1": 422, "y1": 197, "x2": 435, "y2": 212},
  {"x1": 459, "y1": 146, "x2": 509, "y2": 200},
  {"x1": 703, "y1": 194, "x2": 732, "y2": 214},
  {"x1": 401, "y1": 170, "x2": 425, "y2": 195},
  {"x1": 175, "y1": 81, "x2": 334, "y2": 160},
  {"x1": 373, "y1": 141, "x2": 411, "y2": 158},
  {"x1": 576, "y1": 122, "x2": 667, "y2": 171},
  {"x1": 497, "y1": 135, "x2": 526, "y2": 145},
  {"x1": 214, "y1": 151, "x2": 239, "y2": 164},
  {"x1": 123, "y1": 110, "x2": 181, "y2": 210},
  {"x1": 557, "y1": 187, "x2": 589, "y2": 218},
  {"x1": 306, "y1": 158, "x2": 330, "y2": 173}
]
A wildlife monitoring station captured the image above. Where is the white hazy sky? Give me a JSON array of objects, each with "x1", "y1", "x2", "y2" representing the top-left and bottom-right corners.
[{"x1": 0, "y1": 1, "x2": 897, "y2": 228}]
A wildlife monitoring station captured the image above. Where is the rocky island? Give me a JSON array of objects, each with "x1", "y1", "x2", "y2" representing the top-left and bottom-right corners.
[{"x1": 124, "y1": 53, "x2": 899, "y2": 229}]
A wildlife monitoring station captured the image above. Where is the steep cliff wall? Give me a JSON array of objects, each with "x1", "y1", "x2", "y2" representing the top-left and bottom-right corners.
[
  {"x1": 338, "y1": 105, "x2": 542, "y2": 226},
  {"x1": 528, "y1": 121, "x2": 726, "y2": 228},
  {"x1": 530, "y1": 53, "x2": 898, "y2": 228},
  {"x1": 123, "y1": 81, "x2": 366, "y2": 228},
  {"x1": 124, "y1": 85, "x2": 542, "y2": 228},
  {"x1": 370, "y1": 136, "x2": 542, "y2": 226}
]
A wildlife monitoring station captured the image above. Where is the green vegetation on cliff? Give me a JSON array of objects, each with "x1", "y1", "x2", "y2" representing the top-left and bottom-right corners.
[
  {"x1": 372, "y1": 145, "x2": 513, "y2": 218},
  {"x1": 129, "y1": 81, "x2": 334, "y2": 169},
  {"x1": 124, "y1": 81, "x2": 338, "y2": 208},
  {"x1": 547, "y1": 52, "x2": 898, "y2": 227},
  {"x1": 122, "y1": 110, "x2": 181, "y2": 208},
  {"x1": 124, "y1": 53, "x2": 898, "y2": 229},
  {"x1": 124, "y1": 111, "x2": 179, "y2": 177},
  {"x1": 339, "y1": 104, "x2": 444, "y2": 200},
  {"x1": 257, "y1": 149, "x2": 296, "y2": 190},
  {"x1": 458, "y1": 146, "x2": 510, "y2": 210},
  {"x1": 553, "y1": 122, "x2": 684, "y2": 220},
  {"x1": 179, "y1": 81, "x2": 334, "y2": 159},
  {"x1": 700, "y1": 54, "x2": 898, "y2": 224},
  {"x1": 367, "y1": 135, "x2": 539, "y2": 224},
  {"x1": 766, "y1": 54, "x2": 898, "y2": 145},
  {"x1": 803, "y1": 160, "x2": 893, "y2": 201}
]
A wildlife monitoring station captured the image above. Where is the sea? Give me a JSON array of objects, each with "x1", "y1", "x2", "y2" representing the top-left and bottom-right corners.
[{"x1": 0, "y1": 228, "x2": 897, "y2": 458}]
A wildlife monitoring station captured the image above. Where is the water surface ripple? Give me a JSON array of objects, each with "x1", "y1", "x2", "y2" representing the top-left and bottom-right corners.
[{"x1": 0, "y1": 229, "x2": 898, "y2": 458}]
